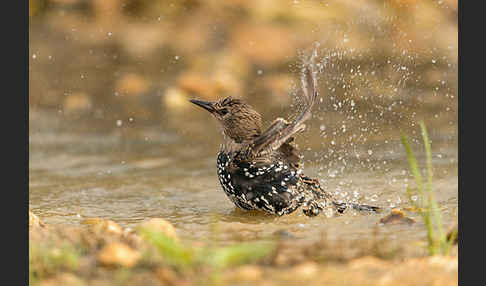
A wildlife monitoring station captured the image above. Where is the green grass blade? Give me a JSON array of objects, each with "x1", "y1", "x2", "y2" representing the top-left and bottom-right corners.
[
  {"x1": 401, "y1": 130, "x2": 436, "y2": 255},
  {"x1": 419, "y1": 121, "x2": 447, "y2": 254},
  {"x1": 199, "y1": 241, "x2": 275, "y2": 269},
  {"x1": 400, "y1": 133, "x2": 426, "y2": 206},
  {"x1": 138, "y1": 228, "x2": 194, "y2": 268}
]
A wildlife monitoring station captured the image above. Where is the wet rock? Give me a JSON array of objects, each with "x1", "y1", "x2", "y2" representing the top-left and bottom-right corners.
[
  {"x1": 63, "y1": 92, "x2": 92, "y2": 115},
  {"x1": 29, "y1": 210, "x2": 45, "y2": 229},
  {"x1": 97, "y1": 242, "x2": 141, "y2": 268},
  {"x1": 83, "y1": 218, "x2": 123, "y2": 236},
  {"x1": 378, "y1": 208, "x2": 415, "y2": 225},
  {"x1": 138, "y1": 218, "x2": 178, "y2": 240}
]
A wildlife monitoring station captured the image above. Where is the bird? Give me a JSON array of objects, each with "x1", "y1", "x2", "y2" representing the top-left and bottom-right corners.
[{"x1": 189, "y1": 63, "x2": 381, "y2": 217}]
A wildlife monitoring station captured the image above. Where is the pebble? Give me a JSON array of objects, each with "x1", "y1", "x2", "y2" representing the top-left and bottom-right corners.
[
  {"x1": 97, "y1": 242, "x2": 141, "y2": 267},
  {"x1": 83, "y1": 218, "x2": 123, "y2": 236},
  {"x1": 378, "y1": 208, "x2": 415, "y2": 225},
  {"x1": 138, "y1": 218, "x2": 178, "y2": 240}
]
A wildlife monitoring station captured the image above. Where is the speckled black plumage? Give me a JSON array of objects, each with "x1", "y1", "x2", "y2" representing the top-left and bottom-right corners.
[{"x1": 190, "y1": 61, "x2": 381, "y2": 217}]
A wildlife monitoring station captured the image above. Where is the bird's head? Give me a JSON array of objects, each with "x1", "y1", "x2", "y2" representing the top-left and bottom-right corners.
[{"x1": 190, "y1": 96, "x2": 262, "y2": 143}]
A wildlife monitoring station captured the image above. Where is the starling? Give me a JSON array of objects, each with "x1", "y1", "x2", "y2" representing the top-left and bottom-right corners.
[{"x1": 190, "y1": 64, "x2": 381, "y2": 217}]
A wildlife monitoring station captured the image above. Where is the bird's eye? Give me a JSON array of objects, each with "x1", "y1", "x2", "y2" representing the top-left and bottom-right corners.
[{"x1": 220, "y1": 109, "x2": 229, "y2": 116}]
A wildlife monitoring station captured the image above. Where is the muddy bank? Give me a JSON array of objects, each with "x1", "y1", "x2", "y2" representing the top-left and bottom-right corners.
[{"x1": 29, "y1": 213, "x2": 457, "y2": 286}]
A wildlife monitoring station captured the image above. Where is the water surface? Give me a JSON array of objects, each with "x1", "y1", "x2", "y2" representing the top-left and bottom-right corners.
[{"x1": 29, "y1": 108, "x2": 458, "y2": 248}]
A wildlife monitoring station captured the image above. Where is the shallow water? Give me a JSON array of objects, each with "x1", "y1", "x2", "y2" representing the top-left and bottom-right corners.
[{"x1": 29, "y1": 107, "x2": 458, "y2": 248}]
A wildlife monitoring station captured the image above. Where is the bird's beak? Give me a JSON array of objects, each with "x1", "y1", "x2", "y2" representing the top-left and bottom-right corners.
[{"x1": 189, "y1": 99, "x2": 216, "y2": 113}]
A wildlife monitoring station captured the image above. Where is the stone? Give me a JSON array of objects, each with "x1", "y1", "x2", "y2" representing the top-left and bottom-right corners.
[
  {"x1": 138, "y1": 218, "x2": 178, "y2": 240},
  {"x1": 97, "y1": 242, "x2": 141, "y2": 267},
  {"x1": 378, "y1": 208, "x2": 415, "y2": 225},
  {"x1": 83, "y1": 218, "x2": 123, "y2": 236}
]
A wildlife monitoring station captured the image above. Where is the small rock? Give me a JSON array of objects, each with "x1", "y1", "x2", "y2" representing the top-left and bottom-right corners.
[
  {"x1": 83, "y1": 218, "x2": 123, "y2": 236},
  {"x1": 138, "y1": 218, "x2": 178, "y2": 240},
  {"x1": 97, "y1": 242, "x2": 141, "y2": 267},
  {"x1": 378, "y1": 208, "x2": 415, "y2": 225}
]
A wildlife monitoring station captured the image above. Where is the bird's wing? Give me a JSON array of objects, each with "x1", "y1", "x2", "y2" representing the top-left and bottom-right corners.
[{"x1": 248, "y1": 63, "x2": 318, "y2": 158}]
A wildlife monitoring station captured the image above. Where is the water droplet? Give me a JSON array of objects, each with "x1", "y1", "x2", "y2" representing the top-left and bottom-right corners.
[{"x1": 116, "y1": 120, "x2": 122, "y2": 127}]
